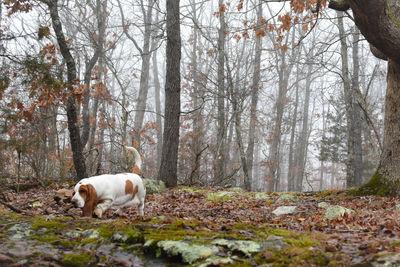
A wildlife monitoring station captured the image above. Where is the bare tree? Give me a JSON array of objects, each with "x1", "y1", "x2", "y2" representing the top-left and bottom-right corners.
[
  {"x1": 45, "y1": 0, "x2": 87, "y2": 180},
  {"x1": 158, "y1": 0, "x2": 181, "y2": 187}
]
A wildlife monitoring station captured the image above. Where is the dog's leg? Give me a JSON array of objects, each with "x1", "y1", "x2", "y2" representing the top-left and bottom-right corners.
[
  {"x1": 95, "y1": 200, "x2": 113, "y2": 218},
  {"x1": 137, "y1": 199, "x2": 144, "y2": 216}
]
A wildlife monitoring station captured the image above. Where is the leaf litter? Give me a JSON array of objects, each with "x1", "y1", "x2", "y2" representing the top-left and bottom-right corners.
[{"x1": 1, "y1": 184, "x2": 400, "y2": 266}]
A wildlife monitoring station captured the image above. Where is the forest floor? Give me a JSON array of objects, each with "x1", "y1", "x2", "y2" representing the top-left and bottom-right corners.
[{"x1": 1, "y1": 183, "x2": 400, "y2": 266}]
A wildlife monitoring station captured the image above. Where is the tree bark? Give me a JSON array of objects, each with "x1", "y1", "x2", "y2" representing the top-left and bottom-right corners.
[
  {"x1": 246, "y1": 0, "x2": 262, "y2": 190},
  {"x1": 80, "y1": 0, "x2": 105, "y2": 148},
  {"x1": 158, "y1": 0, "x2": 181, "y2": 187},
  {"x1": 287, "y1": 72, "x2": 299, "y2": 192},
  {"x1": 214, "y1": 0, "x2": 227, "y2": 186},
  {"x1": 46, "y1": 0, "x2": 87, "y2": 180},
  {"x1": 337, "y1": 12, "x2": 356, "y2": 188},
  {"x1": 133, "y1": 0, "x2": 155, "y2": 146},
  {"x1": 331, "y1": 0, "x2": 400, "y2": 194},
  {"x1": 295, "y1": 60, "x2": 312, "y2": 191},
  {"x1": 352, "y1": 28, "x2": 363, "y2": 186},
  {"x1": 151, "y1": 30, "x2": 163, "y2": 171}
]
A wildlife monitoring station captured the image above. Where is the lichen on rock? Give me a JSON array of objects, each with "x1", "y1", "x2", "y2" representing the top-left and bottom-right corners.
[
  {"x1": 157, "y1": 240, "x2": 215, "y2": 264},
  {"x1": 324, "y1": 205, "x2": 354, "y2": 220}
]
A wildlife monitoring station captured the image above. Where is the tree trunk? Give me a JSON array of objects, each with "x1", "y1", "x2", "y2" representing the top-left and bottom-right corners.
[
  {"x1": 151, "y1": 32, "x2": 163, "y2": 171},
  {"x1": 214, "y1": 0, "x2": 227, "y2": 186},
  {"x1": 80, "y1": 0, "x2": 104, "y2": 148},
  {"x1": 133, "y1": 0, "x2": 155, "y2": 146},
  {"x1": 330, "y1": 0, "x2": 400, "y2": 194},
  {"x1": 46, "y1": 0, "x2": 87, "y2": 180},
  {"x1": 352, "y1": 28, "x2": 363, "y2": 186},
  {"x1": 380, "y1": 59, "x2": 400, "y2": 186},
  {"x1": 158, "y1": 0, "x2": 181, "y2": 188},
  {"x1": 287, "y1": 72, "x2": 299, "y2": 192},
  {"x1": 295, "y1": 58, "x2": 313, "y2": 191},
  {"x1": 266, "y1": 68, "x2": 287, "y2": 191},
  {"x1": 188, "y1": 0, "x2": 203, "y2": 184},
  {"x1": 246, "y1": 0, "x2": 262, "y2": 189},
  {"x1": 337, "y1": 12, "x2": 356, "y2": 188}
]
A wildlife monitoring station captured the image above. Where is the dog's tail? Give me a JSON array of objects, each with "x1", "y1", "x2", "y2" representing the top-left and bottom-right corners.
[{"x1": 125, "y1": 146, "x2": 142, "y2": 174}]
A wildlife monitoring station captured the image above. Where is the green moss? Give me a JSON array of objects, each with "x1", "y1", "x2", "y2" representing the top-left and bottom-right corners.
[
  {"x1": 31, "y1": 234, "x2": 59, "y2": 243},
  {"x1": 97, "y1": 225, "x2": 115, "y2": 239},
  {"x1": 53, "y1": 239, "x2": 80, "y2": 248},
  {"x1": 30, "y1": 219, "x2": 67, "y2": 231},
  {"x1": 178, "y1": 186, "x2": 206, "y2": 194},
  {"x1": 206, "y1": 192, "x2": 236, "y2": 202},
  {"x1": 389, "y1": 241, "x2": 400, "y2": 247},
  {"x1": 123, "y1": 228, "x2": 144, "y2": 243},
  {"x1": 62, "y1": 252, "x2": 95, "y2": 266},
  {"x1": 315, "y1": 190, "x2": 345, "y2": 199},
  {"x1": 386, "y1": 1, "x2": 400, "y2": 28},
  {"x1": 351, "y1": 169, "x2": 400, "y2": 196},
  {"x1": 282, "y1": 234, "x2": 318, "y2": 248},
  {"x1": 265, "y1": 199, "x2": 275, "y2": 204}
]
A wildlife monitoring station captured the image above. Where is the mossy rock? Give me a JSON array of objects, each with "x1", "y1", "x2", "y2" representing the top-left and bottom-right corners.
[
  {"x1": 206, "y1": 191, "x2": 235, "y2": 202},
  {"x1": 212, "y1": 239, "x2": 263, "y2": 257},
  {"x1": 317, "y1": 202, "x2": 329, "y2": 208},
  {"x1": 157, "y1": 240, "x2": 215, "y2": 264},
  {"x1": 62, "y1": 252, "x2": 96, "y2": 266},
  {"x1": 324, "y1": 205, "x2": 354, "y2": 220}
]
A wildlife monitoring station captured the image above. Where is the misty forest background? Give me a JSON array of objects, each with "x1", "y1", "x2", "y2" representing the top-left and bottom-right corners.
[{"x1": 0, "y1": 0, "x2": 385, "y2": 192}]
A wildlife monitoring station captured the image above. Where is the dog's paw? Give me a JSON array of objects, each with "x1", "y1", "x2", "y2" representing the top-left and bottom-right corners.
[{"x1": 94, "y1": 207, "x2": 103, "y2": 218}]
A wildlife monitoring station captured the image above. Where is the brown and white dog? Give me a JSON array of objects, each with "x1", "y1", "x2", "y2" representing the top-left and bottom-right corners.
[{"x1": 71, "y1": 146, "x2": 146, "y2": 218}]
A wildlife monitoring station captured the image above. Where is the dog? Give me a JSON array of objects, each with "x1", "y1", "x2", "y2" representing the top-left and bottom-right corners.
[{"x1": 71, "y1": 146, "x2": 146, "y2": 218}]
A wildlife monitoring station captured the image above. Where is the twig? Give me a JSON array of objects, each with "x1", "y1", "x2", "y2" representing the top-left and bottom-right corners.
[{"x1": 0, "y1": 199, "x2": 23, "y2": 213}]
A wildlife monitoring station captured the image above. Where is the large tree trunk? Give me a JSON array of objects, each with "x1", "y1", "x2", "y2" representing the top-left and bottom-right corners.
[
  {"x1": 46, "y1": 0, "x2": 87, "y2": 180},
  {"x1": 158, "y1": 0, "x2": 181, "y2": 187},
  {"x1": 330, "y1": 0, "x2": 400, "y2": 194}
]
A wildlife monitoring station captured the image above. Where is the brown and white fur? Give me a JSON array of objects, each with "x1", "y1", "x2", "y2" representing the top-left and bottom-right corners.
[{"x1": 71, "y1": 146, "x2": 146, "y2": 218}]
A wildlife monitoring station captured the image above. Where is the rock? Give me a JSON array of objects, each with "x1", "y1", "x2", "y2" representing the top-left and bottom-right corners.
[
  {"x1": 372, "y1": 252, "x2": 400, "y2": 266},
  {"x1": 198, "y1": 256, "x2": 234, "y2": 267},
  {"x1": 81, "y1": 229, "x2": 100, "y2": 239},
  {"x1": 277, "y1": 194, "x2": 298, "y2": 203},
  {"x1": 317, "y1": 202, "x2": 329, "y2": 208},
  {"x1": 206, "y1": 191, "x2": 235, "y2": 202},
  {"x1": 8, "y1": 223, "x2": 34, "y2": 239},
  {"x1": 157, "y1": 240, "x2": 215, "y2": 264},
  {"x1": 272, "y1": 206, "x2": 298, "y2": 216},
  {"x1": 142, "y1": 179, "x2": 166, "y2": 195},
  {"x1": 324, "y1": 205, "x2": 354, "y2": 220},
  {"x1": 212, "y1": 239, "x2": 262, "y2": 257},
  {"x1": 254, "y1": 192, "x2": 271, "y2": 200}
]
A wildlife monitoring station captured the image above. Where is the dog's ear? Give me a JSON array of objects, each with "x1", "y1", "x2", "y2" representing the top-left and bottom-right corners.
[{"x1": 82, "y1": 184, "x2": 98, "y2": 217}]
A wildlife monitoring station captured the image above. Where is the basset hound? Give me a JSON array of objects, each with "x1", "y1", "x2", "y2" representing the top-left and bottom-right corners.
[{"x1": 71, "y1": 146, "x2": 146, "y2": 218}]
